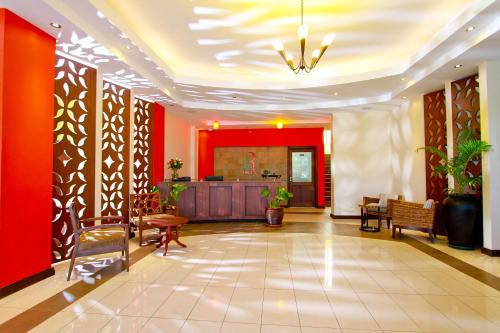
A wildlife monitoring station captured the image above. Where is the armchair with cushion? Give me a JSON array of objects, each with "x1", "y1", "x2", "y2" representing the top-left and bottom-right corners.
[
  {"x1": 67, "y1": 202, "x2": 129, "y2": 281},
  {"x1": 391, "y1": 199, "x2": 436, "y2": 242},
  {"x1": 362, "y1": 194, "x2": 403, "y2": 230}
]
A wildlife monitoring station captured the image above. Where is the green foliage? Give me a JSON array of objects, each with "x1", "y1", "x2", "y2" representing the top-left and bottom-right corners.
[
  {"x1": 169, "y1": 183, "x2": 188, "y2": 204},
  {"x1": 150, "y1": 185, "x2": 160, "y2": 193},
  {"x1": 260, "y1": 187, "x2": 293, "y2": 208},
  {"x1": 418, "y1": 128, "x2": 492, "y2": 195}
]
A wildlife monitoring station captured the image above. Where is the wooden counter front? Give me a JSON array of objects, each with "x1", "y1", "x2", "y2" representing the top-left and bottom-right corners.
[{"x1": 157, "y1": 181, "x2": 286, "y2": 221}]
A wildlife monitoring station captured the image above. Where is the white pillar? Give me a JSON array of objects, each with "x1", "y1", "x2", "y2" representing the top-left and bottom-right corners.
[
  {"x1": 94, "y1": 69, "x2": 103, "y2": 218},
  {"x1": 444, "y1": 80, "x2": 455, "y2": 190},
  {"x1": 478, "y1": 61, "x2": 500, "y2": 253}
]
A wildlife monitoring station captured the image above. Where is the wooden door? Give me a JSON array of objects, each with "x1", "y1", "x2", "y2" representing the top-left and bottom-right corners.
[{"x1": 288, "y1": 147, "x2": 316, "y2": 207}]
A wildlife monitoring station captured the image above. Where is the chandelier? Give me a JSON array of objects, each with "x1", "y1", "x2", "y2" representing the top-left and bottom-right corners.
[{"x1": 274, "y1": 0, "x2": 334, "y2": 74}]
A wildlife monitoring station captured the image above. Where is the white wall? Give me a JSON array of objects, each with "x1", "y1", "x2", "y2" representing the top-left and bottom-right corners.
[
  {"x1": 390, "y1": 98, "x2": 427, "y2": 202},
  {"x1": 479, "y1": 60, "x2": 500, "y2": 251},
  {"x1": 332, "y1": 111, "x2": 393, "y2": 215},
  {"x1": 164, "y1": 112, "x2": 195, "y2": 179}
]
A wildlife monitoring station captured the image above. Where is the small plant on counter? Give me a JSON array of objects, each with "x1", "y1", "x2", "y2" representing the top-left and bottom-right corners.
[{"x1": 167, "y1": 158, "x2": 184, "y2": 179}]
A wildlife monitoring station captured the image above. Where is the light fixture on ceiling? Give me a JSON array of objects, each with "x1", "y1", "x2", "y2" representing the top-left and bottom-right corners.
[
  {"x1": 402, "y1": 96, "x2": 408, "y2": 99},
  {"x1": 454, "y1": 64, "x2": 463, "y2": 68},
  {"x1": 401, "y1": 77, "x2": 406, "y2": 81},
  {"x1": 273, "y1": 0, "x2": 334, "y2": 74},
  {"x1": 333, "y1": 92, "x2": 338, "y2": 96},
  {"x1": 277, "y1": 122, "x2": 284, "y2": 129},
  {"x1": 50, "y1": 22, "x2": 61, "y2": 29},
  {"x1": 466, "y1": 26, "x2": 475, "y2": 32},
  {"x1": 213, "y1": 121, "x2": 220, "y2": 130},
  {"x1": 125, "y1": 45, "x2": 131, "y2": 50}
]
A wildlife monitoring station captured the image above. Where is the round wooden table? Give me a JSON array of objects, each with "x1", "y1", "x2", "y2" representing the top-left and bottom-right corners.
[{"x1": 146, "y1": 216, "x2": 189, "y2": 256}]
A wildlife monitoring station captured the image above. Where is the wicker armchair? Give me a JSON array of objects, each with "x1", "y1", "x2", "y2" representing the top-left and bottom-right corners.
[
  {"x1": 362, "y1": 194, "x2": 403, "y2": 229},
  {"x1": 129, "y1": 192, "x2": 178, "y2": 246},
  {"x1": 391, "y1": 200, "x2": 436, "y2": 242},
  {"x1": 67, "y1": 202, "x2": 129, "y2": 281}
]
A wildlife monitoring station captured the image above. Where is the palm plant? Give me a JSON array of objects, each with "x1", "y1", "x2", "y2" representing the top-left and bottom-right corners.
[{"x1": 418, "y1": 128, "x2": 491, "y2": 194}]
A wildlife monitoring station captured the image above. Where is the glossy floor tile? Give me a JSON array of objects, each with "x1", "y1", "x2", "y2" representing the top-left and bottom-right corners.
[{"x1": 0, "y1": 215, "x2": 499, "y2": 332}]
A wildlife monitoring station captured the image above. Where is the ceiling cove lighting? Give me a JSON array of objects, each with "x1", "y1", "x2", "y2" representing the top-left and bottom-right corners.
[
  {"x1": 277, "y1": 122, "x2": 284, "y2": 129},
  {"x1": 213, "y1": 121, "x2": 220, "y2": 130},
  {"x1": 273, "y1": 0, "x2": 334, "y2": 74},
  {"x1": 50, "y1": 22, "x2": 62, "y2": 28}
]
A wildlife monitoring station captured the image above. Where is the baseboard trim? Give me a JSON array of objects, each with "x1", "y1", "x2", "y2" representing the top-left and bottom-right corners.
[
  {"x1": 330, "y1": 213, "x2": 361, "y2": 219},
  {"x1": 0, "y1": 267, "x2": 55, "y2": 298},
  {"x1": 481, "y1": 247, "x2": 500, "y2": 257}
]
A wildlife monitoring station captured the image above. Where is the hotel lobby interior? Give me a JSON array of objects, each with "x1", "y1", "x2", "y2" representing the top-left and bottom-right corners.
[{"x1": 1, "y1": 0, "x2": 500, "y2": 332}]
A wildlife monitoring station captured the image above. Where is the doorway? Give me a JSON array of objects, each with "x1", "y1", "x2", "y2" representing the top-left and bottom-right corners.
[{"x1": 288, "y1": 147, "x2": 316, "y2": 207}]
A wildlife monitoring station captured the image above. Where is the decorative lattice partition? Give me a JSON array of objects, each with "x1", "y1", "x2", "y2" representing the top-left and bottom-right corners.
[
  {"x1": 101, "y1": 81, "x2": 131, "y2": 221},
  {"x1": 423, "y1": 89, "x2": 447, "y2": 235},
  {"x1": 133, "y1": 98, "x2": 154, "y2": 193},
  {"x1": 451, "y1": 75, "x2": 481, "y2": 179},
  {"x1": 52, "y1": 55, "x2": 96, "y2": 262}
]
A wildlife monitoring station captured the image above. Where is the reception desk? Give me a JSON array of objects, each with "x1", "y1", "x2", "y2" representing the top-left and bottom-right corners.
[{"x1": 157, "y1": 180, "x2": 286, "y2": 221}]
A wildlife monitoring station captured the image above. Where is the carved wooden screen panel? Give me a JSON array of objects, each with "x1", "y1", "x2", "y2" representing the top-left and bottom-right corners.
[
  {"x1": 423, "y1": 89, "x2": 447, "y2": 235},
  {"x1": 451, "y1": 75, "x2": 481, "y2": 179},
  {"x1": 133, "y1": 98, "x2": 154, "y2": 194},
  {"x1": 102, "y1": 81, "x2": 131, "y2": 221},
  {"x1": 52, "y1": 56, "x2": 96, "y2": 262}
]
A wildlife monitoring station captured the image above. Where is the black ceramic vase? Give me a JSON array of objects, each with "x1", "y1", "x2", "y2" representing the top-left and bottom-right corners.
[
  {"x1": 266, "y1": 207, "x2": 284, "y2": 227},
  {"x1": 443, "y1": 195, "x2": 482, "y2": 250}
]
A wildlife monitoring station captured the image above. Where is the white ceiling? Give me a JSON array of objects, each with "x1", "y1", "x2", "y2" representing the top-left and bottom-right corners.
[{"x1": 3, "y1": 0, "x2": 500, "y2": 128}]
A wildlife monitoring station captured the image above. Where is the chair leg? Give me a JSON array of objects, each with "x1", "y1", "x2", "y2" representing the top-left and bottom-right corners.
[
  {"x1": 386, "y1": 218, "x2": 390, "y2": 229},
  {"x1": 139, "y1": 228, "x2": 143, "y2": 247},
  {"x1": 392, "y1": 226, "x2": 396, "y2": 238},
  {"x1": 428, "y1": 230, "x2": 434, "y2": 243},
  {"x1": 399, "y1": 227, "x2": 402, "y2": 237},
  {"x1": 67, "y1": 247, "x2": 78, "y2": 281}
]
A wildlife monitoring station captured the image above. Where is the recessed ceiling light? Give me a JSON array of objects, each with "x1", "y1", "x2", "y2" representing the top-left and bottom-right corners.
[
  {"x1": 466, "y1": 26, "x2": 475, "y2": 32},
  {"x1": 454, "y1": 64, "x2": 463, "y2": 68},
  {"x1": 401, "y1": 77, "x2": 406, "y2": 81},
  {"x1": 277, "y1": 122, "x2": 283, "y2": 129},
  {"x1": 402, "y1": 96, "x2": 408, "y2": 99},
  {"x1": 125, "y1": 45, "x2": 131, "y2": 50},
  {"x1": 50, "y1": 22, "x2": 61, "y2": 28},
  {"x1": 333, "y1": 92, "x2": 338, "y2": 96}
]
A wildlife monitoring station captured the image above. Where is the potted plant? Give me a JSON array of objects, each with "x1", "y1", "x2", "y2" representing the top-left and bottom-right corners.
[
  {"x1": 260, "y1": 187, "x2": 293, "y2": 227},
  {"x1": 150, "y1": 184, "x2": 187, "y2": 215},
  {"x1": 167, "y1": 158, "x2": 183, "y2": 180},
  {"x1": 419, "y1": 128, "x2": 491, "y2": 249},
  {"x1": 261, "y1": 169, "x2": 271, "y2": 179}
]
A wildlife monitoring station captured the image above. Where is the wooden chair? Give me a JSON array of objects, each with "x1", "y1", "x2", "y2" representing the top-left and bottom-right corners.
[
  {"x1": 391, "y1": 200, "x2": 437, "y2": 242},
  {"x1": 67, "y1": 202, "x2": 129, "y2": 281},
  {"x1": 129, "y1": 192, "x2": 178, "y2": 246},
  {"x1": 362, "y1": 194, "x2": 404, "y2": 229}
]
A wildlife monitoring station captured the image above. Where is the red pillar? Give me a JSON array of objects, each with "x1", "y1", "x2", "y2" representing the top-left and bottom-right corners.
[
  {"x1": 0, "y1": 9, "x2": 56, "y2": 293},
  {"x1": 152, "y1": 102, "x2": 165, "y2": 185}
]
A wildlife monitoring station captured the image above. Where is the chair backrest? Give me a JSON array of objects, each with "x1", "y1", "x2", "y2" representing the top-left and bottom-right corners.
[
  {"x1": 67, "y1": 201, "x2": 82, "y2": 233},
  {"x1": 129, "y1": 192, "x2": 161, "y2": 218}
]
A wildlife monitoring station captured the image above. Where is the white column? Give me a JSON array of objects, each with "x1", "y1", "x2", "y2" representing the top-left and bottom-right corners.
[
  {"x1": 444, "y1": 80, "x2": 455, "y2": 190},
  {"x1": 94, "y1": 69, "x2": 103, "y2": 218},
  {"x1": 478, "y1": 61, "x2": 500, "y2": 253},
  {"x1": 189, "y1": 125, "x2": 197, "y2": 179},
  {"x1": 129, "y1": 91, "x2": 135, "y2": 195}
]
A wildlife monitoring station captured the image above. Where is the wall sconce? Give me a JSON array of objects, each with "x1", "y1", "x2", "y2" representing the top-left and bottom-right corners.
[
  {"x1": 212, "y1": 121, "x2": 219, "y2": 130},
  {"x1": 277, "y1": 122, "x2": 283, "y2": 129}
]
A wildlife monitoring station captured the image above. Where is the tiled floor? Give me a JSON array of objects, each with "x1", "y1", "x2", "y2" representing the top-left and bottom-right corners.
[{"x1": 1, "y1": 211, "x2": 500, "y2": 333}]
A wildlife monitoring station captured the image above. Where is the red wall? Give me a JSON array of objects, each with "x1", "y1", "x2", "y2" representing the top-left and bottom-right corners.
[
  {"x1": 198, "y1": 128, "x2": 325, "y2": 207},
  {"x1": 0, "y1": 9, "x2": 55, "y2": 288},
  {"x1": 152, "y1": 102, "x2": 165, "y2": 185}
]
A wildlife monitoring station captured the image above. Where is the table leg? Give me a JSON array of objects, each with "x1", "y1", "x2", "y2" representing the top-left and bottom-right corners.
[
  {"x1": 173, "y1": 226, "x2": 187, "y2": 248},
  {"x1": 163, "y1": 226, "x2": 171, "y2": 256}
]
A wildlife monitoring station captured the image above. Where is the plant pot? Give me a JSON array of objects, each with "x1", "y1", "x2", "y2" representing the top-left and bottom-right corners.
[
  {"x1": 164, "y1": 205, "x2": 179, "y2": 216},
  {"x1": 443, "y1": 194, "x2": 482, "y2": 250},
  {"x1": 265, "y1": 207, "x2": 284, "y2": 227}
]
